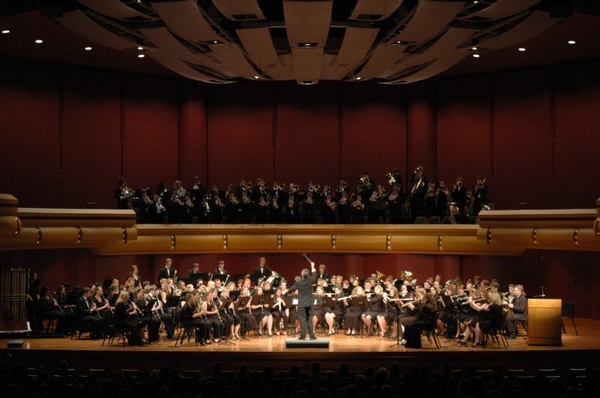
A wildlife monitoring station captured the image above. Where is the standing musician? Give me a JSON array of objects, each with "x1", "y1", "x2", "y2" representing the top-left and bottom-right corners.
[
  {"x1": 473, "y1": 176, "x2": 489, "y2": 216},
  {"x1": 114, "y1": 290, "x2": 147, "y2": 346},
  {"x1": 253, "y1": 256, "x2": 273, "y2": 285},
  {"x1": 115, "y1": 178, "x2": 134, "y2": 209},
  {"x1": 181, "y1": 290, "x2": 210, "y2": 346},
  {"x1": 213, "y1": 260, "x2": 228, "y2": 282},
  {"x1": 288, "y1": 261, "x2": 318, "y2": 340},
  {"x1": 270, "y1": 287, "x2": 288, "y2": 336},
  {"x1": 316, "y1": 264, "x2": 330, "y2": 283},
  {"x1": 202, "y1": 288, "x2": 225, "y2": 343},
  {"x1": 408, "y1": 166, "x2": 428, "y2": 221},
  {"x1": 157, "y1": 258, "x2": 176, "y2": 285}
]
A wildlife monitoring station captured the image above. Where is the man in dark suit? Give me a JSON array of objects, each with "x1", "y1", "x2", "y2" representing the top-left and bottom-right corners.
[
  {"x1": 506, "y1": 284, "x2": 528, "y2": 339},
  {"x1": 157, "y1": 258, "x2": 176, "y2": 284},
  {"x1": 317, "y1": 263, "x2": 330, "y2": 283},
  {"x1": 252, "y1": 256, "x2": 272, "y2": 284},
  {"x1": 212, "y1": 260, "x2": 228, "y2": 282},
  {"x1": 76, "y1": 286, "x2": 105, "y2": 339},
  {"x1": 288, "y1": 262, "x2": 317, "y2": 340}
]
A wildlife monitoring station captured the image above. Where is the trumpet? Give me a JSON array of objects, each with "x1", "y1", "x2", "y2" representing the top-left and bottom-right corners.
[{"x1": 385, "y1": 172, "x2": 396, "y2": 186}]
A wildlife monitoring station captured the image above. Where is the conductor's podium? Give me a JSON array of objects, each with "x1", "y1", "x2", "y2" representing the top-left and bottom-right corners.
[{"x1": 527, "y1": 298, "x2": 562, "y2": 346}]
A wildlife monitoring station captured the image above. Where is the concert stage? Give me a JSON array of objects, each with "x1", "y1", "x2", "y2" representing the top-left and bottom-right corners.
[{"x1": 2, "y1": 318, "x2": 598, "y2": 376}]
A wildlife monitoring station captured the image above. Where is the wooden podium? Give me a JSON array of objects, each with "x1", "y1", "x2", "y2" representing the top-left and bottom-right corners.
[{"x1": 527, "y1": 298, "x2": 562, "y2": 346}]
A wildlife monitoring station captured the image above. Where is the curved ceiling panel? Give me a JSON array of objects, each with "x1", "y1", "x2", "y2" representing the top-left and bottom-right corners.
[{"x1": 53, "y1": 1, "x2": 563, "y2": 84}]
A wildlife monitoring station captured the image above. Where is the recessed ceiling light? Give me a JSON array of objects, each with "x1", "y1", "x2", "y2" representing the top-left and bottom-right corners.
[
  {"x1": 568, "y1": 40, "x2": 576, "y2": 45},
  {"x1": 471, "y1": 46, "x2": 478, "y2": 51},
  {"x1": 253, "y1": 76, "x2": 260, "y2": 80},
  {"x1": 355, "y1": 77, "x2": 362, "y2": 81},
  {"x1": 35, "y1": 39, "x2": 43, "y2": 44},
  {"x1": 138, "y1": 54, "x2": 145, "y2": 58},
  {"x1": 2, "y1": 29, "x2": 10, "y2": 34},
  {"x1": 137, "y1": 46, "x2": 144, "y2": 51},
  {"x1": 472, "y1": 53, "x2": 480, "y2": 58},
  {"x1": 518, "y1": 47, "x2": 526, "y2": 52},
  {"x1": 84, "y1": 46, "x2": 92, "y2": 51}
]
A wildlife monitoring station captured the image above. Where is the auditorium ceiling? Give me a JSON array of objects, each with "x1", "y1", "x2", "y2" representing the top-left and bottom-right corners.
[{"x1": 1, "y1": 1, "x2": 600, "y2": 85}]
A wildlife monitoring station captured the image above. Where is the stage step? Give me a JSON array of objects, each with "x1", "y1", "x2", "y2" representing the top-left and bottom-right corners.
[{"x1": 285, "y1": 337, "x2": 330, "y2": 349}]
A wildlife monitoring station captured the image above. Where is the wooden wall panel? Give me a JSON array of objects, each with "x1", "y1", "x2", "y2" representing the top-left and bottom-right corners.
[
  {"x1": 492, "y1": 69, "x2": 554, "y2": 209},
  {"x1": 437, "y1": 75, "x2": 493, "y2": 190},
  {"x1": 0, "y1": 60, "x2": 61, "y2": 208},
  {"x1": 61, "y1": 68, "x2": 122, "y2": 209},
  {"x1": 340, "y1": 84, "x2": 408, "y2": 188},
  {"x1": 275, "y1": 82, "x2": 340, "y2": 186},
  {"x1": 207, "y1": 83, "x2": 275, "y2": 187},
  {"x1": 122, "y1": 75, "x2": 179, "y2": 190},
  {"x1": 554, "y1": 60, "x2": 600, "y2": 208}
]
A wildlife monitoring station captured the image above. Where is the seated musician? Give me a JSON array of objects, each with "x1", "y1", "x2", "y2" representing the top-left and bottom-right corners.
[
  {"x1": 76, "y1": 286, "x2": 106, "y2": 340},
  {"x1": 39, "y1": 286, "x2": 75, "y2": 335},
  {"x1": 343, "y1": 286, "x2": 366, "y2": 335},
  {"x1": 181, "y1": 291, "x2": 210, "y2": 346},
  {"x1": 114, "y1": 290, "x2": 147, "y2": 346},
  {"x1": 459, "y1": 289, "x2": 491, "y2": 346},
  {"x1": 361, "y1": 284, "x2": 386, "y2": 337},
  {"x1": 505, "y1": 284, "x2": 527, "y2": 339},
  {"x1": 133, "y1": 287, "x2": 161, "y2": 343},
  {"x1": 325, "y1": 286, "x2": 345, "y2": 335},
  {"x1": 148, "y1": 284, "x2": 174, "y2": 340},
  {"x1": 202, "y1": 288, "x2": 225, "y2": 343},
  {"x1": 235, "y1": 286, "x2": 258, "y2": 336},
  {"x1": 312, "y1": 285, "x2": 327, "y2": 334},
  {"x1": 218, "y1": 288, "x2": 241, "y2": 340},
  {"x1": 251, "y1": 286, "x2": 273, "y2": 336},
  {"x1": 402, "y1": 288, "x2": 438, "y2": 348},
  {"x1": 270, "y1": 286, "x2": 288, "y2": 336},
  {"x1": 383, "y1": 286, "x2": 400, "y2": 339}
]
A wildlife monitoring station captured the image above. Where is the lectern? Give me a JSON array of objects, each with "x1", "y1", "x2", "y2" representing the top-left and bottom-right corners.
[{"x1": 527, "y1": 298, "x2": 562, "y2": 346}]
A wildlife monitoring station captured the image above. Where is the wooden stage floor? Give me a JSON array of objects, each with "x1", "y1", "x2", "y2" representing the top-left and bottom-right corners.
[{"x1": 2, "y1": 318, "x2": 599, "y2": 376}]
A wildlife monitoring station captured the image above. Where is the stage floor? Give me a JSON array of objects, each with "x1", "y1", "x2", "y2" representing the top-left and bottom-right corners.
[{"x1": 2, "y1": 318, "x2": 598, "y2": 376}]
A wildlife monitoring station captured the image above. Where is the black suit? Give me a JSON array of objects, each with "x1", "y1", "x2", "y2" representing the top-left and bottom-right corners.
[
  {"x1": 317, "y1": 272, "x2": 330, "y2": 282},
  {"x1": 288, "y1": 270, "x2": 318, "y2": 339},
  {"x1": 76, "y1": 295, "x2": 105, "y2": 338},
  {"x1": 212, "y1": 268, "x2": 228, "y2": 282},
  {"x1": 253, "y1": 265, "x2": 272, "y2": 283},
  {"x1": 157, "y1": 266, "x2": 174, "y2": 284}
]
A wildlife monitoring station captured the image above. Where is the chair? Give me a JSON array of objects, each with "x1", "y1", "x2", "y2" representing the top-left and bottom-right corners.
[
  {"x1": 428, "y1": 216, "x2": 441, "y2": 224},
  {"x1": 422, "y1": 313, "x2": 442, "y2": 349},
  {"x1": 561, "y1": 302, "x2": 578, "y2": 335},
  {"x1": 414, "y1": 216, "x2": 427, "y2": 224}
]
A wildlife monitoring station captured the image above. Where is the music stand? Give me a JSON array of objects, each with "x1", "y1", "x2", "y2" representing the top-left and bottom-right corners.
[
  {"x1": 350, "y1": 296, "x2": 370, "y2": 337},
  {"x1": 285, "y1": 295, "x2": 299, "y2": 336},
  {"x1": 230, "y1": 273, "x2": 248, "y2": 285},
  {"x1": 218, "y1": 297, "x2": 236, "y2": 345}
]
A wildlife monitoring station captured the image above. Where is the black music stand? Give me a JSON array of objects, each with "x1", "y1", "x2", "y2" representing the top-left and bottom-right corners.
[
  {"x1": 285, "y1": 295, "x2": 299, "y2": 336},
  {"x1": 194, "y1": 272, "x2": 210, "y2": 287},
  {"x1": 350, "y1": 296, "x2": 370, "y2": 338},
  {"x1": 218, "y1": 297, "x2": 236, "y2": 345},
  {"x1": 234, "y1": 296, "x2": 252, "y2": 341},
  {"x1": 230, "y1": 273, "x2": 248, "y2": 285}
]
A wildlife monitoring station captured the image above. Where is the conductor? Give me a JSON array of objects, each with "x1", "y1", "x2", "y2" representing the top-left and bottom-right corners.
[{"x1": 288, "y1": 261, "x2": 318, "y2": 340}]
